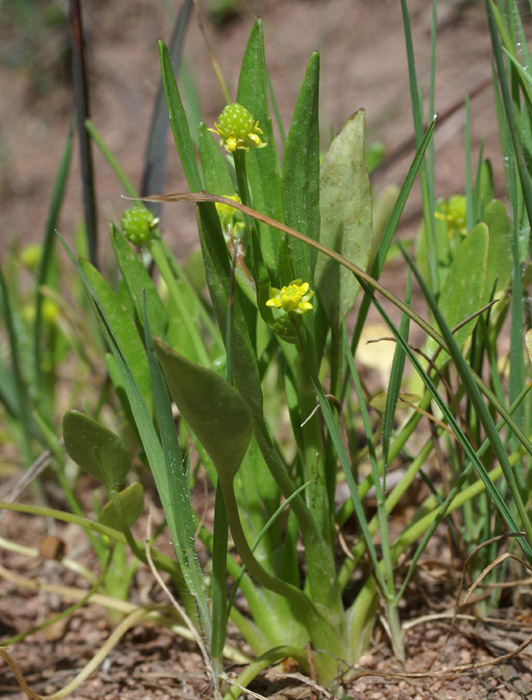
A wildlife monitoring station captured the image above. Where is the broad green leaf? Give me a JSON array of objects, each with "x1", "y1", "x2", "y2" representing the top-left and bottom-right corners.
[
  {"x1": 198, "y1": 122, "x2": 235, "y2": 195},
  {"x1": 315, "y1": 110, "x2": 373, "y2": 325},
  {"x1": 117, "y1": 278, "x2": 136, "y2": 320},
  {"x1": 154, "y1": 338, "x2": 253, "y2": 483},
  {"x1": 111, "y1": 224, "x2": 168, "y2": 339},
  {"x1": 281, "y1": 51, "x2": 320, "y2": 278},
  {"x1": 79, "y1": 258, "x2": 152, "y2": 411},
  {"x1": 165, "y1": 280, "x2": 198, "y2": 363},
  {"x1": 158, "y1": 42, "x2": 264, "y2": 415},
  {"x1": 63, "y1": 410, "x2": 130, "y2": 490},
  {"x1": 99, "y1": 482, "x2": 144, "y2": 529},
  {"x1": 427, "y1": 222, "x2": 488, "y2": 361},
  {"x1": 483, "y1": 200, "x2": 513, "y2": 303},
  {"x1": 237, "y1": 19, "x2": 283, "y2": 279}
]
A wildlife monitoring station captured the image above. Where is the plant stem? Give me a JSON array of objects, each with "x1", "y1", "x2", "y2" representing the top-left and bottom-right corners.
[{"x1": 219, "y1": 478, "x2": 341, "y2": 681}]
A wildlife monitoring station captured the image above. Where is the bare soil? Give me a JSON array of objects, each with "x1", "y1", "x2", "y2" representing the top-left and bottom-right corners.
[
  {"x1": 2, "y1": 0, "x2": 532, "y2": 698},
  {"x1": 2, "y1": 505, "x2": 532, "y2": 699}
]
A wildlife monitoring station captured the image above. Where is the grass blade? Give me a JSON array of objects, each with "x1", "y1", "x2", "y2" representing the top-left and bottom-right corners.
[
  {"x1": 0, "y1": 268, "x2": 35, "y2": 464},
  {"x1": 33, "y1": 125, "x2": 73, "y2": 394},
  {"x1": 400, "y1": 246, "x2": 532, "y2": 559},
  {"x1": 141, "y1": 0, "x2": 194, "y2": 221},
  {"x1": 69, "y1": 0, "x2": 98, "y2": 266}
]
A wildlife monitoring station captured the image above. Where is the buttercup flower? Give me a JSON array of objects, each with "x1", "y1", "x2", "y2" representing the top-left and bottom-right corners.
[
  {"x1": 266, "y1": 280, "x2": 314, "y2": 315},
  {"x1": 435, "y1": 195, "x2": 467, "y2": 237},
  {"x1": 210, "y1": 103, "x2": 266, "y2": 153},
  {"x1": 121, "y1": 206, "x2": 159, "y2": 246}
]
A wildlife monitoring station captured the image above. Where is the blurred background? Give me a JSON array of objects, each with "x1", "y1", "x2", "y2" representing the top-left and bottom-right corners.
[{"x1": 0, "y1": 0, "x2": 504, "y2": 259}]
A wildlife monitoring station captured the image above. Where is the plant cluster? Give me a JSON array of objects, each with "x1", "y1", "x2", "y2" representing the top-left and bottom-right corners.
[{"x1": 1, "y1": 1, "x2": 532, "y2": 698}]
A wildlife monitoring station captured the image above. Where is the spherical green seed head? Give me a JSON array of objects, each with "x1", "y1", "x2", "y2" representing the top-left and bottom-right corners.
[
  {"x1": 121, "y1": 206, "x2": 158, "y2": 246},
  {"x1": 217, "y1": 103, "x2": 255, "y2": 139},
  {"x1": 209, "y1": 102, "x2": 266, "y2": 153}
]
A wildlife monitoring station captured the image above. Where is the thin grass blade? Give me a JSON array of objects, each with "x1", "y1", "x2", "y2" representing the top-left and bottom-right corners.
[
  {"x1": 69, "y1": 0, "x2": 98, "y2": 266},
  {"x1": 141, "y1": 0, "x2": 194, "y2": 221}
]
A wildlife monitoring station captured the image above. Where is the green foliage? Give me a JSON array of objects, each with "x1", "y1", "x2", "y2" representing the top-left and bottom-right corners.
[
  {"x1": 4, "y1": 3, "x2": 532, "y2": 699},
  {"x1": 155, "y1": 339, "x2": 254, "y2": 483},
  {"x1": 315, "y1": 109, "x2": 373, "y2": 326},
  {"x1": 99, "y1": 482, "x2": 144, "y2": 529},
  {"x1": 63, "y1": 410, "x2": 130, "y2": 491}
]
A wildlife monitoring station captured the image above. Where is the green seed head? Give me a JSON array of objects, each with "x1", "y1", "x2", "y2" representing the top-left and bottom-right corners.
[
  {"x1": 209, "y1": 103, "x2": 266, "y2": 153},
  {"x1": 121, "y1": 206, "x2": 159, "y2": 246},
  {"x1": 19, "y1": 243, "x2": 42, "y2": 269}
]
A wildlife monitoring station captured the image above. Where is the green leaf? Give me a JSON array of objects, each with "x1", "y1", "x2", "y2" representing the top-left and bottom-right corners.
[
  {"x1": 111, "y1": 224, "x2": 168, "y2": 339},
  {"x1": 99, "y1": 482, "x2": 144, "y2": 529},
  {"x1": 401, "y1": 246, "x2": 532, "y2": 561},
  {"x1": 483, "y1": 200, "x2": 513, "y2": 302},
  {"x1": 427, "y1": 222, "x2": 488, "y2": 362},
  {"x1": 154, "y1": 338, "x2": 254, "y2": 483},
  {"x1": 58, "y1": 233, "x2": 206, "y2": 626},
  {"x1": 196, "y1": 204, "x2": 265, "y2": 419},
  {"x1": 166, "y1": 279, "x2": 199, "y2": 360},
  {"x1": 478, "y1": 159, "x2": 494, "y2": 208},
  {"x1": 281, "y1": 51, "x2": 320, "y2": 278},
  {"x1": 237, "y1": 19, "x2": 283, "y2": 279},
  {"x1": 63, "y1": 410, "x2": 130, "y2": 490},
  {"x1": 315, "y1": 110, "x2": 373, "y2": 325},
  {"x1": 159, "y1": 40, "x2": 202, "y2": 192},
  {"x1": 198, "y1": 122, "x2": 235, "y2": 194},
  {"x1": 78, "y1": 258, "x2": 152, "y2": 411}
]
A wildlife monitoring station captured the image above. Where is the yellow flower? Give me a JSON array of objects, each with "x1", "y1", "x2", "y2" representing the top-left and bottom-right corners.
[
  {"x1": 215, "y1": 194, "x2": 245, "y2": 239},
  {"x1": 435, "y1": 195, "x2": 467, "y2": 237},
  {"x1": 209, "y1": 103, "x2": 267, "y2": 153},
  {"x1": 266, "y1": 280, "x2": 314, "y2": 315}
]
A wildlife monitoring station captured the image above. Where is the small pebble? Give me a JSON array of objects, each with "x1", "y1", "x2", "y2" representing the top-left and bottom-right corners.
[
  {"x1": 459, "y1": 649, "x2": 471, "y2": 664},
  {"x1": 359, "y1": 651, "x2": 375, "y2": 667}
]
